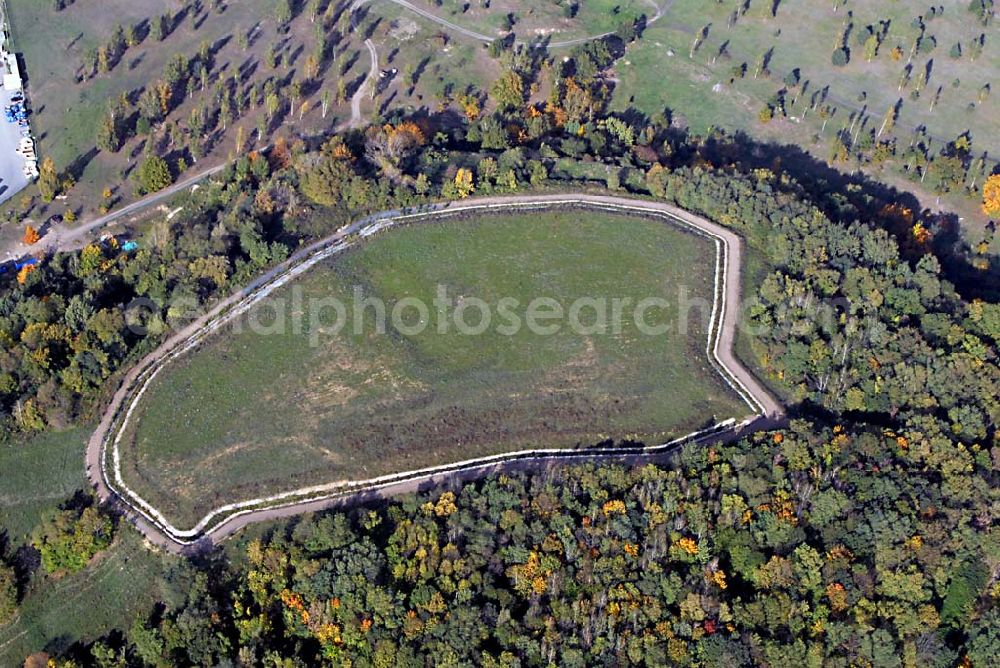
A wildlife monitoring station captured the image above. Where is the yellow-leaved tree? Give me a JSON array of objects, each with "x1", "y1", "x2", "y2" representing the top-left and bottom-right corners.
[
  {"x1": 982, "y1": 173, "x2": 1000, "y2": 217},
  {"x1": 454, "y1": 168, "x2": 474, "y2": 199}
]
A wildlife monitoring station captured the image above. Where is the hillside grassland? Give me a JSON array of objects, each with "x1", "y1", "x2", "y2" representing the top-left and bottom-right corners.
[
  {"x1": 612, "y1": 0, "x2": 997, "y2": 147},
  {"x1": 0, "y1": 428, "x2": 89, "y2": 542},
  {"x1": 0, "y1": 531, "x2": 180, "y2": 666},
  {"x1": 119, "y1": 210, "x2": 749, "y2": 526},
  {"x1": 3, "y1": 0, "x2": 371, "y2": 219},
  {"x1": 610, "y1": 0, "x2": 998, "y2": 237},
  {"x1": 0, "y1": 428, "x2": 180, "y2": 666}
]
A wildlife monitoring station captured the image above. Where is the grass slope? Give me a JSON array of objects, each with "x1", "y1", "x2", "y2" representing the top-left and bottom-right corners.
[
  {"x1": 0, "y1": 429, "x2": 183, "y2": 665},
  {"x1": 0, "y1": 428, "x2": 88, "y2": 542},
  {"x1": 398, "y1": 0, "x2": 653, "y2": 40},
  {"x1": 121, "y1": 210, "x2": 748, "y2": 525},
  {"x1": 616, "y1": 0, "x2": 997, "y2": 149},
  {"x1": 3, "y1": 0, "x2": 370, "y2": 219},
  {"x1": 611, "y1": 0, "x2": 997, "y2": 236},
  {"x1": 0, "y1": 532, "x2": 180, "y2": 665}
]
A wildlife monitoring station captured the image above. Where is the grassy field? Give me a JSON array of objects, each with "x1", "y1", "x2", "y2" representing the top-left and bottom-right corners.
[
  {"x1": 0, "y1": 531, "x2": 182, "y2": 664},
  {"x1": 610, "y1": 0, "x2": 998, "y2": 239},
  {"x1": 0, "y1": 428, "x2": 183, "y2": 664},
  {"x1": 120, "y1": 210, "x2": 748, "y2": 526},
  {"x1": 0, "y1": 428, "x2": 89, "y2": 543}
]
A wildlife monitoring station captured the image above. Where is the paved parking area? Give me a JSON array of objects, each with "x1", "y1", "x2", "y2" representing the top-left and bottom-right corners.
[{"x1": 0, "y1": 86, "x2": 29, "y2": 206}]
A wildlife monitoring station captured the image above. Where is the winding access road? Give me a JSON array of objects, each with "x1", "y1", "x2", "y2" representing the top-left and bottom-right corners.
[
  {"x1": 85, "y1": 193, "x2": 784, "y2": 555},
  {"x1": 345, "y1": 38, "x2": 379, "y2": 129}
]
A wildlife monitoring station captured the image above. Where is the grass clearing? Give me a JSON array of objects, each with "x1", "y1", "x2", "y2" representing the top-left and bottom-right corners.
[
  {"x1": 0, "y1": 531, "x2": 182, "y2": 665},
  {"x1": 0, "y1": 428, "x2": 89, "y2": 543},
  {"x1": 120, "y1": 209, "x2": 749, "y2": 526},
  {"x1": 0, "y1": 428, "x2": 184, "y2": 665}
]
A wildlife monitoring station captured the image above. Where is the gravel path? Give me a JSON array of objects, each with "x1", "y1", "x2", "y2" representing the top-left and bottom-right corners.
[
  {"x1": 346, "y1": 39, "x2": 378, "y2": 130},
  {"x1": 340, "y1": 0, "x2": 380, "y2": 131}
]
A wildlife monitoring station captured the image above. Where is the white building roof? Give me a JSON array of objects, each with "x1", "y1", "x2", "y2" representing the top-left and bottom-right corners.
[{"x1": 3, "y1": 53, "x2": 20, "y2": 91}]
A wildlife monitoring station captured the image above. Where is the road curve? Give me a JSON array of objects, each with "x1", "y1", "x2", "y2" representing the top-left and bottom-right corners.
[
  {"x1": 58, "y1": 164, "x2": 228, "y2": 244},
  {"x1": 348, "y1": 39, "x2": 379, "y2": 129},
  {"x1": 86, "y1": 194, "x2": 784, "y2": 554}
]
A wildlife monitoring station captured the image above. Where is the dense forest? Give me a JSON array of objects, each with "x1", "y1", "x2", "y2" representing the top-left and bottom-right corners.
[
  {"x1": 21, "y1": 423, "x2": 1000, "y2": 666},
  {"x1": 0, "y1": 28, "x2": 997, "y2": 666}
]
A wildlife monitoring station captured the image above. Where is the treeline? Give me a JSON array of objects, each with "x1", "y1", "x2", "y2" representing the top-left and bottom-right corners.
[
  {"x1": 0, "y1": 152, "x2": 279, "y2": 434},
  {"x1": 646, "y1": 162, "x2": 1000, "y2": 447},
  {"x1": 34, "y1": 420, "x2": 1000, "y2": 666}
]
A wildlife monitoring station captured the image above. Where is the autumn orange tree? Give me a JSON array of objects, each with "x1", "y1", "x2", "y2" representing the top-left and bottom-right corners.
[
  {"x1": 23, "y1": 225, "x2": 40, "y2": 245},
  {"x1": 364, "y1": 122, "x2": 426, "y2": 179},
  {"x1": 16, "y1": 263, "x2": 36, "y2": 284},
  {"x1": 269, "y1": 136, "x2": 292, "y2": 170},
  {"x1": 983, "y1": 173, "x2": 1000, "y2": 217},
  {"x1": 561, "y1": 77, "x2": 597, "y2": 123},
  {"x1": 457, "y1": 94, "x2": 480, "y2": 121},
  {"x1": 441, "y1": 167, "x2": 476, "y2": 200}
]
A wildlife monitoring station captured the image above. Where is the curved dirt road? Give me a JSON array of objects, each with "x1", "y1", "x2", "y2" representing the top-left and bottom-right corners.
[
  {"x1": 1, "y1": 163, "x2": 230, "y2": 262},
  {"x1": 348, "y1": 39, "x2": 379, "y2": 129},
  {"x1": 86, "y1": 194, "x2": 783, "y2": 554},
  {"x1": 340, "y1": 0, "x2": 379, "y2": 131}
]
